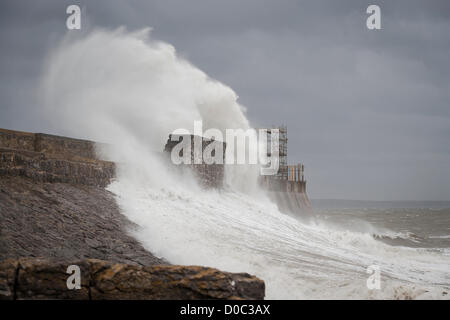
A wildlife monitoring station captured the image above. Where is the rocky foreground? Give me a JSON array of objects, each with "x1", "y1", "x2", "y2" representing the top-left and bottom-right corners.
[
  {"x1": 0, "y1": 128, "x2": 265, "y2": 299},
  {"x1": 0, "y1": 258, "x2": 264, "y2": 300}
]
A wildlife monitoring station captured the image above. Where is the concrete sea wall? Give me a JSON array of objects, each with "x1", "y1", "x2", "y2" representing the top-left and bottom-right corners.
[
  {"x1": 0, "y1": 127, "x2": 266, "y2": 299},
  {"x1": 0, "y1": 128, "x2": 114, "y2": 187},
  {"x1": 0, "y1": 128, "x2": 99, "y2": 160},
  {"x1": 164, "y1": 134, "x2": 226, "y2": 188}
]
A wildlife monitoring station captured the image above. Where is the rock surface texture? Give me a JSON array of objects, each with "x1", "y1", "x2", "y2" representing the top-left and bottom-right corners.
[
  {"x1": 0, "y1": 258, "x2": 265, "y2": 300},
  {"x1": 164, "y1": 134, "x2": 226, "y2": 188}
]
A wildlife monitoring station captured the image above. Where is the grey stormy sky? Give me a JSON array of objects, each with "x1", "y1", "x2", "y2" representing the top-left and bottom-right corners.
[{"x1": 0, "y1": 0, "x2": 449, "y2": 201}]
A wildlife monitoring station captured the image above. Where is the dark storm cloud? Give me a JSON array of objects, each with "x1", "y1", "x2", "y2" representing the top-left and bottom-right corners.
[{"x1": 0, "y1": 0, "x2": 449, "y2": 200}]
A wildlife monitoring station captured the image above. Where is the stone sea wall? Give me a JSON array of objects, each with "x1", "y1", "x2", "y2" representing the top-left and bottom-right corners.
[
  {"x1": 0, "y1": 128, "x2": 265, "y2": 300},
  {"x1": 164, "y1": 134, "x2": 226, "y2": 188},
  {"x1": 0, "y1": 128, "x2": 98, "y2": 160},
  {"x1": 0, "y1": 128, "x2": 114, "y2": 187}
]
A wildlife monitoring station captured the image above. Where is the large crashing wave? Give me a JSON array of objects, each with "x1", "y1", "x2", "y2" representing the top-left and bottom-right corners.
[
  {"x1": 40, "y1": 27, "x2": 257, "y2": 192},
  {"x1": 40, "y1": 28, "x2": 449, "y2": 299}
]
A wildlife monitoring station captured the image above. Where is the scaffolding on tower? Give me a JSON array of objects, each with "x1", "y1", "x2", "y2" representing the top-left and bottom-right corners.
[{"x1": 265, "y1": 125, "x2": 288, "y2": 180}]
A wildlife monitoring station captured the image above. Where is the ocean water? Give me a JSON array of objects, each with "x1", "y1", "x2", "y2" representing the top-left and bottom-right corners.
[
  {"x1": 108, "y1": 179, "x2": 450, "y2": 300},
  {"x1": 310, "y1": 200, "x2": 450, "y2": 250},
  {"x1": 40, "y1": 28, "x2": 450, "y2": 300}
]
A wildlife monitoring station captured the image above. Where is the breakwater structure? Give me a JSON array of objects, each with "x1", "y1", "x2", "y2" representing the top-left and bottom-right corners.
[
  {"x1": 164, "y1": 134, "x2": 226, "y2": 188},
  {"x1": 0, "y1": 128, "x2": 115, "y2": 187},
  {"x1": 163, "y1": 127, "x2": 311, "y2": 215},
  {"x1": 0, "y1": 128, "x2": 264, "y2": 300},
  {"x1": 259, "y1": 126, "x2": 311, "y2": 215}
]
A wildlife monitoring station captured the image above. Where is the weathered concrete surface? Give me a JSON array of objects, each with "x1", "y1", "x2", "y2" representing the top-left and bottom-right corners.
[
  {"x1": 0, "y1": 129, "x2": 158, "y2": 267},
  {"x1": 266, "y1": 191, "x2": 312, "y2": 217},
  {"x1": 0, "y1": 258, "x2": 265, "y2": 300},
  {"x1": 0, "y1": 176, "x2": 163, "y2": 266},
  {"x1": 0, "y1": 148, "x2": 115, "y2": 187},
  {"x1": 164, "y1": 134, "x2": 226, "y2": 188},
  {"x1": 0, "y1": 128, "x2": 100, "y2": 160},
  {"x1": 0, "y1": 128, "x2": 114, "y2": 187}
]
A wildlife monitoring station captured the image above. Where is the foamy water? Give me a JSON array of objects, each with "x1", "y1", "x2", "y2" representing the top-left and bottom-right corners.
[
  {"x1": 107, "y1": 177, "x2": 449, "y2": 299},
  {"x1": 40, "y1": 27, "x2": 450, "y2": 299}
]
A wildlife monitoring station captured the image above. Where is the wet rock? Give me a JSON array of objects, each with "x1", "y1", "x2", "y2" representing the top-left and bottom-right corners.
[
  {"x1": 90, "y1": 261, "x2": 265, "y2": 300},
  {"x1": 0, "y1": 148, "x2": 115, "y2": 187},
  {"x1": 0, "y1": 259, "x2": 18, "y2": 300},
  {"x1": 0, "y1": 258, "x2": 265, "y2": 300},
  {"x1": 15, "y1": 258, "x2": 90, "y2": 300}
]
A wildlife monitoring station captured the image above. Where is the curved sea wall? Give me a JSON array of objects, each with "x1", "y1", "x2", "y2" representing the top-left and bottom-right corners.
[
  {"x1": 260, "y1": 175, "x2": 312, "y2": 216},
  {"x1": 266, "y1": 191, "x2": 312, "y2": 217},
  {"x1": 0, "y1": 128, "x2": 265, "y2": 300}
]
